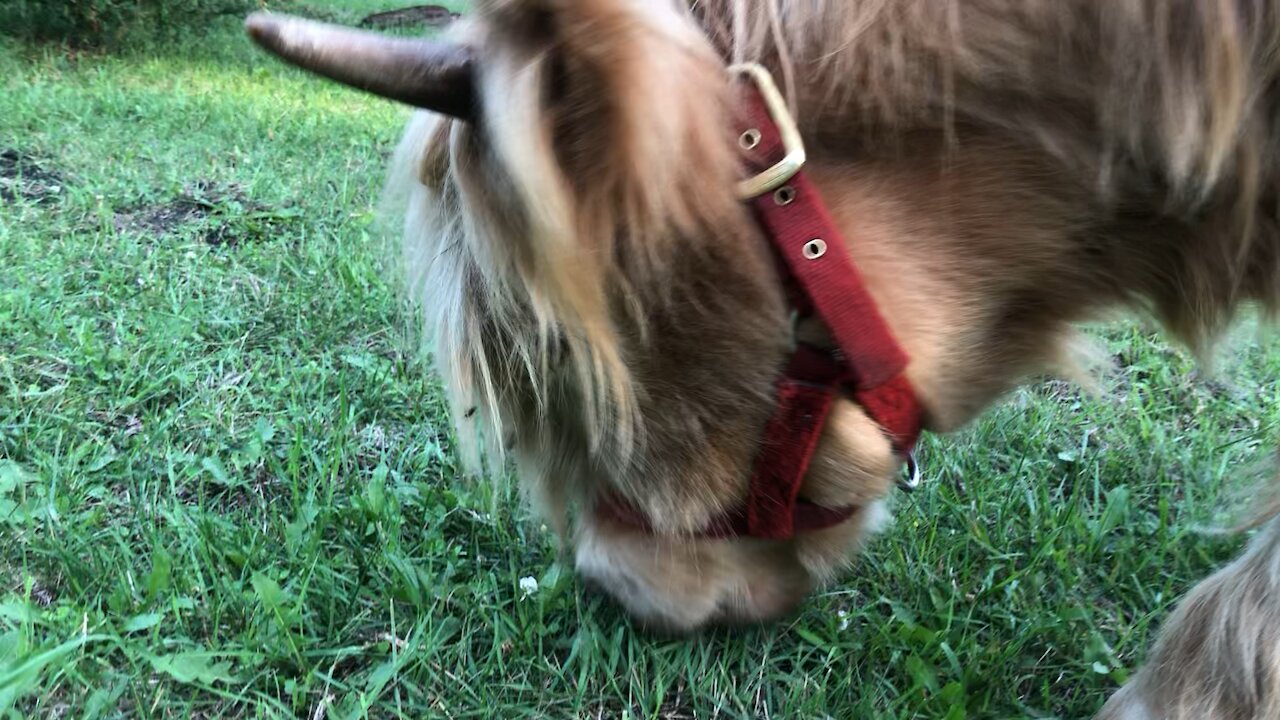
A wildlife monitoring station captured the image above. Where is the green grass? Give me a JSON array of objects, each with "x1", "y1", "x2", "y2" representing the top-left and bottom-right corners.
[{"x1": 2, "y1": 5, "x2": 1280, "y2": 718}]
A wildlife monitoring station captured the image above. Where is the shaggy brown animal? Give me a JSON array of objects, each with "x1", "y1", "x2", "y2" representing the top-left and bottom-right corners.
[{"x1": 247, "y1": 1, "x2": 1280, "y2": 716}]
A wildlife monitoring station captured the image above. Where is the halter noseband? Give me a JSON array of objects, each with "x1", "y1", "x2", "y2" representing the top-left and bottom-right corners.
[{"x1": 597, "y1": 64, "x2": 925, "y2": 540}]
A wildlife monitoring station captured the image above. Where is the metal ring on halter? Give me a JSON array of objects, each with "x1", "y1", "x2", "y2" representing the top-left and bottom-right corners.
[{"x1": 897, "y1": 450, "x2": 921, "y2": 492}]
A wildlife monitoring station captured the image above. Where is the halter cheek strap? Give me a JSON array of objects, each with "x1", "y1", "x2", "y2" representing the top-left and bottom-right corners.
[
  {"x1": 597, "y1": 64, "x2": 925, "y2": 540},
  {"x1": 737, "y1": 69, "x2": 923, "y2": 455}
]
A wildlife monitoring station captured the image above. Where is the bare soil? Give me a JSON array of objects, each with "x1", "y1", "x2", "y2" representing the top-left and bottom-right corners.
[
  {"x1": 0, "y1": 148, "x2": 67, "y2": 204},
  {"x1": 358, "y1": 5, "x2": 459, "y2": 30}
]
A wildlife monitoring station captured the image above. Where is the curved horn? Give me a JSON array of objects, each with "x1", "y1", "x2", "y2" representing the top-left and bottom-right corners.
[{"x1": 245, "y1": 12, "x2": 475, "y2": 120}]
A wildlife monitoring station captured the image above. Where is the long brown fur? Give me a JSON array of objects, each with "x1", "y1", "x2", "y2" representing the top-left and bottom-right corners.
[{"x1": 387, "y1": 0, "x2": 1280, "y2": 713}]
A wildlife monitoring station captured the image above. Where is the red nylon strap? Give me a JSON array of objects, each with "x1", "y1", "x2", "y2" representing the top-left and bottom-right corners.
[
  {"x1": 595, "y1": 346, "x2": 859, "y2": 540},
  {"x1": 732, "y1": 82, "x2": 924, "y2": 540},
  {"x1": 592, "y1": 76, "x2": 925, "y2": 541},
  {"x1": 738, "y1": 86, "x2": 924, "y2": 452},
  {"x1": 742, "y1": 344, "x2": 848, "y2": 538}
]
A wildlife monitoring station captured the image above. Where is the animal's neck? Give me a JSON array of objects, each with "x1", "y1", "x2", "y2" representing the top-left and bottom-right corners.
[
  {"x1": 804, "y1": 145, "x2": 1113, "y2": 432},
  {"x1": 807, "y1": 127, "x2": 1279, "y2": 433}
]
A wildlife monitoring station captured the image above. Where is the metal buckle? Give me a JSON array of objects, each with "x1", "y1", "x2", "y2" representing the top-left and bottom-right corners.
[
  {"x1": 897, "y1": 450, "x2": 922, "y2": 492},
  {"x1": 730, "y1": 63, "x2": 807, "y2": 198}
]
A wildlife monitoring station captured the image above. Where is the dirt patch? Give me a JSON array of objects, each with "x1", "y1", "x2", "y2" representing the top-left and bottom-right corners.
[
  {"x1": 359, "y1": 5, "x2": 460, "y2": 30},
  {"x1": 114, "y1": 180, "x2": 298, "y2": 246},
  {"x1": 0, "y1": 148, "x2": 67, "y2": 204},
  {"x1": 267, "y1": 4, "x2": 338, "y2": 24},
  {"x1": 114, "y1": 195, "x2": 212, "y2": 236}
]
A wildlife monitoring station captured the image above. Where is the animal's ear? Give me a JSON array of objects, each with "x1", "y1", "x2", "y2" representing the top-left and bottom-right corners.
[{"x1": 245, "y1": 12, "x2": 476, "y2": 120}]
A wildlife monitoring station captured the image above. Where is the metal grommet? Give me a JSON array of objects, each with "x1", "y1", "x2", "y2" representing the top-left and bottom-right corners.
[
  {"x1": 802, "y1": 238, "x2": 827, "y2": 260},
  {"x1": 739, "y1": 128, "x2": 762, "y2": 150},
  {"x1": 773, "y1": 185, "x2": 796, "y2": 206}
]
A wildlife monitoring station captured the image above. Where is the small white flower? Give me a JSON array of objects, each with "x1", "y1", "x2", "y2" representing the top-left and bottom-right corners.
[
  {"x1": 837, "y1": 609, "x2": 850, "y2": 631},
  {"x1": 519, "y1": 576, "x2": 539, "y2": 597}
]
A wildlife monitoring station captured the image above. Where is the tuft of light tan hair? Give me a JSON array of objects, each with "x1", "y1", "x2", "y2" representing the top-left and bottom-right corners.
[{"x1": 387, "y1": 0, "x2": 770, "y2": 528}]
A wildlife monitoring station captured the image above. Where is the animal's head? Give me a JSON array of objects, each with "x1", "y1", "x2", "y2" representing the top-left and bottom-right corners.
[{"x1": 248, "y1": 0, "x2": 1278, "y2": 630}]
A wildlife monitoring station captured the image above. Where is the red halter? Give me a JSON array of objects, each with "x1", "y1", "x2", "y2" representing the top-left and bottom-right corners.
[{"x1": 597, "y1": 65, "x2": 925, "y2": 540}]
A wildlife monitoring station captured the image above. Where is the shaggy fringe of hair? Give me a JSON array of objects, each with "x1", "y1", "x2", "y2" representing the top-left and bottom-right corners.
[{"x1": 389, "y1": 0, "x2": 741, "y2": 471}]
